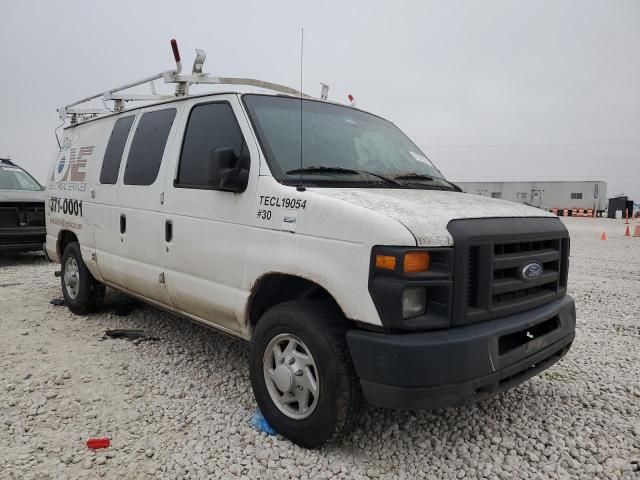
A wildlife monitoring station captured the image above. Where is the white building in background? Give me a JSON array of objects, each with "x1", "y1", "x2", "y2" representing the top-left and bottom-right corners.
[{"x1": 456, "y1": 181, "x2": 607, "y2": 213}]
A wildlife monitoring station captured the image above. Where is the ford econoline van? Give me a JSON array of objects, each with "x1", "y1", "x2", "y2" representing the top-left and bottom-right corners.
[{"x1": 46, "y1": 42, "x2": 575, "y2": 447}]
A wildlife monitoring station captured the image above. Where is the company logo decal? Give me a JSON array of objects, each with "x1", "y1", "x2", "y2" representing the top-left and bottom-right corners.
[
  {"x1": 51, "y1": 146, "x2": 94, "y2": 183},
  {"x1": 520, "y1": 261, "x2": 543, "y2": 282}
]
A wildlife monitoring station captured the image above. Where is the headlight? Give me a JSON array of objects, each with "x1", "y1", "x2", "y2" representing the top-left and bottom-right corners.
[{"x1": 402, "y1": 287, "x2": 427, "y2": 318}]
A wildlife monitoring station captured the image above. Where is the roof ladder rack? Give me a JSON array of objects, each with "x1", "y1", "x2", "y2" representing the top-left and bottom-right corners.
[{"x1": 58, "y1": 39, "x2": 314, "y2": 126}]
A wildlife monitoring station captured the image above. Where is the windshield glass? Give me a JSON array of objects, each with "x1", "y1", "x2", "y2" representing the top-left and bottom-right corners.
[
  {"x1": 243, "y1": 94, "x2": 451, "y2": 188},
  {"x1": 0, "y1": 165, "x2": 42, "y2": 191}
]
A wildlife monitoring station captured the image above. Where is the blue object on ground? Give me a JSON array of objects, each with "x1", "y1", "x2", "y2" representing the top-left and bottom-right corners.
[{"x1": 250, "y1": 409, "x2": 276, "y2": 436}]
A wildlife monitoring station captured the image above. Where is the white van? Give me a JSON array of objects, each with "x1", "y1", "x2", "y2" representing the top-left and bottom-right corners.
[{"x1": 46, "y1": 43, "x2": 575, "y2": 448}]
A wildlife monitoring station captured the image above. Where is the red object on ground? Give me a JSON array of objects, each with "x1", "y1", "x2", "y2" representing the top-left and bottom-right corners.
[
  {"x1": 86, "y1": 438, "x2": 110, "y2": 449},
  {"x1": 634, "y1": 224, "x2": 640, "y2": 237},
  {"x1": 624, "y1": 226, "x2": 631, "y2": 237},
  {"x1": 600, "y1": 232, "x2": 607, "y2": 241}
]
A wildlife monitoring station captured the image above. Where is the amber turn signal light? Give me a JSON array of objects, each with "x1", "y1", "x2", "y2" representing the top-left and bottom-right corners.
[
  {"x1": 375, "y1": 254, "x2": 397, "y2": 271},
  {"x1": 403, "y1": 252, "x2": 431, "y2": 273}
]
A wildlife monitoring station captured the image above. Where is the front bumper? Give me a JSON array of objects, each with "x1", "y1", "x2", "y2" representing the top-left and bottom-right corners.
[
  {"x1": 0, "y1": 227, "x2": 46, "y2": 252},
  {"x1": 346, "y1": 295, "x2": 575, "y2": 410}
]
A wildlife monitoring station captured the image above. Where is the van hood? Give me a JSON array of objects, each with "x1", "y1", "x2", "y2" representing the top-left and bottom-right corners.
[
  {"x1": 312, "y1": 188, "x2": 553, "y2": 246},
  {"x1": 0, "y1": 189, "x2": 45, "y2": 203}
]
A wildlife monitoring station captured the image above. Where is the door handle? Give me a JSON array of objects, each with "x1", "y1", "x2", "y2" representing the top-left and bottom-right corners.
[
  {"x1": 120, "y1": 214, "x2": 126, "y2": 234},
  {"x1": 165, "y1": 220, "x2": 173, "y2": 243}
]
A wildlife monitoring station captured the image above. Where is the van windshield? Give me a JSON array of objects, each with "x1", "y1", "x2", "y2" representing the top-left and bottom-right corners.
[
  {"x1": 243, "y1": 94, "x2": 455, "y2": 190},
  {"x1": 0, "y1": 165, "x2": 42, "y2": 191}
]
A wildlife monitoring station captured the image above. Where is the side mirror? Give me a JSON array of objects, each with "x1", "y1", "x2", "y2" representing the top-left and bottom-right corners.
[{"x1": 207, "y1": 147, "x2": 249, "y2": 193}]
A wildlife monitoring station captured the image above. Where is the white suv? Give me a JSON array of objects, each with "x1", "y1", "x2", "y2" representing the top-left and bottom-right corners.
[{"x1": 46, "y1": 45, "x2": 575, "y2": 447}]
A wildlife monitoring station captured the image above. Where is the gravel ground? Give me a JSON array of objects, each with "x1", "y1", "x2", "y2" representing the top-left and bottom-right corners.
[{"x1": 1, "y1": 217, "x2": 639, "y2": 479}]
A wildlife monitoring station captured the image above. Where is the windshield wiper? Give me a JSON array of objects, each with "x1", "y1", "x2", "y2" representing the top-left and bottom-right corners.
[
  {"x1": 394, "y1": 173, "x2": 434, "y2": 181},
  {"x1": 286, "y1": 166, "x2": 404, "y2": 186},
  {"x1": 393, "y1": 173, "x2": 459, "y2": 191},
  {"x1": 287, "y1": 166, "x2": 361, "y2": 175}
]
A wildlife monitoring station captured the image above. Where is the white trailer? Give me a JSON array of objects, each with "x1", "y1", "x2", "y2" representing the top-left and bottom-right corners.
[{"x1": 456, "y1": 180, "x2": 607, "y2": 213}]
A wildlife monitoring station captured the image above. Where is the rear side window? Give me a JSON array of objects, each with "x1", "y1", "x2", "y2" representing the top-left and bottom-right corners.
[
  {"x1": 176, "y1": 102, "x2": 246, "y2": 188},
  {"x1": 100, "y1": 115, "x2": 134, "y2": 184},
  {"x1": 124, "y1": 108, "x2": 176, "y2": 186}
]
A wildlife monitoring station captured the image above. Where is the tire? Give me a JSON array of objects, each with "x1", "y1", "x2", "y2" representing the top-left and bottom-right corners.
[
  {"x1": 249, "y1": 300, "x2": 363, "y2": 448},
  {"x1": 60, "y1": 242, "x2": 105, "y2": 315}
]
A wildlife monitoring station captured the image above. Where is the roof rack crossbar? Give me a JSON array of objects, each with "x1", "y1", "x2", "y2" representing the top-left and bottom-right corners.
[
  {"x1": 168, "y1": 74, "x2": 310, "y2": 98},
  {"x1": 58, "y1": 40, "x2": 315, "y2": 126},
  {"x1": 58, "y1": 70, "x2": 176, "y2": 123},
  {"x1": 104, "y1": 93, "x2": 176, "y2": 102}
]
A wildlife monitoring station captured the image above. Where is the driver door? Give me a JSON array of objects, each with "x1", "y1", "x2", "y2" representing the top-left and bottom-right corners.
[{"x1": 161, "y1": 96, "x2": 259, "y2": 335}]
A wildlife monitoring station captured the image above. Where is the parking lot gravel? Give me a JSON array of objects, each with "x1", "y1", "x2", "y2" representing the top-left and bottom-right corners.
[{"x1": 1, "y1": 217, "x2": 639, "y2": 479}]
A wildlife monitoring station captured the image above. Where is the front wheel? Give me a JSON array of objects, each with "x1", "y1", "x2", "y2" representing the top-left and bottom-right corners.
[
  {"x1": 60, "y1": 242, "x2": 105, "y2": 314},
  {"x1": 249, "y1": 300, "x2": 362, "y2": 448}
]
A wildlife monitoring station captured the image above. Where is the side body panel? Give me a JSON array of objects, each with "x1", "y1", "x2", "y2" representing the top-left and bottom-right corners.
[
  {"x1": 114, "y1": 104, "x2": 185, "y2": 305},
  {"x1": 45, "y1": 120, "x2": 110, "y2": 281},
  {"x1": 91, "y1": 114, "x2": 137, "y2": 286},
  {"x1": 240, "y1": 176, "x2": 416, "y2": 334}
]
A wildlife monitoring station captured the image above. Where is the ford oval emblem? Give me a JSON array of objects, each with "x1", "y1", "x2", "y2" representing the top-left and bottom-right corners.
[{"x1": 521, "y1": 261, "x2": 543, "y2": 282}]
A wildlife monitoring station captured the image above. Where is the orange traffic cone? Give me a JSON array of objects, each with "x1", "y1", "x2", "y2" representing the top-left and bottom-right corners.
[
  {"x1": 624, "y1": 225, "x2": 631, "y2": 237},
  {"x1": 601, "y1": 232, "x2": 607, "y2": 240},
  {"x1": 634, "y1": 224, "x2": 640, "y2": 237}
]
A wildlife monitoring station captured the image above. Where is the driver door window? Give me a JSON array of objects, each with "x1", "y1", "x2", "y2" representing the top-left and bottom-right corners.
[{"x1": 175, "y1": 101, "x2": 248, "y2": 188}]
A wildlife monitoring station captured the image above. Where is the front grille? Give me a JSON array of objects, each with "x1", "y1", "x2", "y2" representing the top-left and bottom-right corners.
[
  {"x1": 25, "y1": 206, "x2": 45, "y2": 226},
  {"x1": 448, "y1": 218, "x2": 570, "y2": 326},
  {"x1": 0, "y1": 208, "x2": 19, "y2": 227},
  {"x1": 465, "y1": 236, "x2": 568, "y2": 321},
  {"x1": 0, "y1": 203, "x2": 45, "y2": 228},
  {"x1": 491, "y1": 238, "x2": 567, "y2": 306}
]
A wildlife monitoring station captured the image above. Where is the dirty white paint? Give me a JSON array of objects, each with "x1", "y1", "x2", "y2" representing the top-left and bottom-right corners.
[{"x1": 312, "y1": 188, "x2": 553, "y2": 246}]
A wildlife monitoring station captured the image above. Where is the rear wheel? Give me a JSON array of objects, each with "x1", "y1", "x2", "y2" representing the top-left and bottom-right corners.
[
  {"x1": 60, "y1": 242, "x2": 105, "y2": 314},
  {"x1": 249, "y1": 300, "x2": 362, "y2": 448}
]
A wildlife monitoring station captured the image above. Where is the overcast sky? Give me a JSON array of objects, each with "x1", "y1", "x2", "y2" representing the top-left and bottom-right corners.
[{"x1": 1, "y1": 0, "x2": 638, "y2": 199}]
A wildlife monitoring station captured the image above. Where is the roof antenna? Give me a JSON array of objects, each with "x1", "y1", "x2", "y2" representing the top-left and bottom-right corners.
[{"x1": 296, "y1": 28, "x2": 306, "y2": 192}]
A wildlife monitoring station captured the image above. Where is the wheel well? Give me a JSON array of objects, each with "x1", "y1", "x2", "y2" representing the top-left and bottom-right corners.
[
  {"x1": 57, "y1": 230, "x2": 78, "y2": 259},
  {"x1": 248, "y1": 274, "x2": 342, "y2": 327}
]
